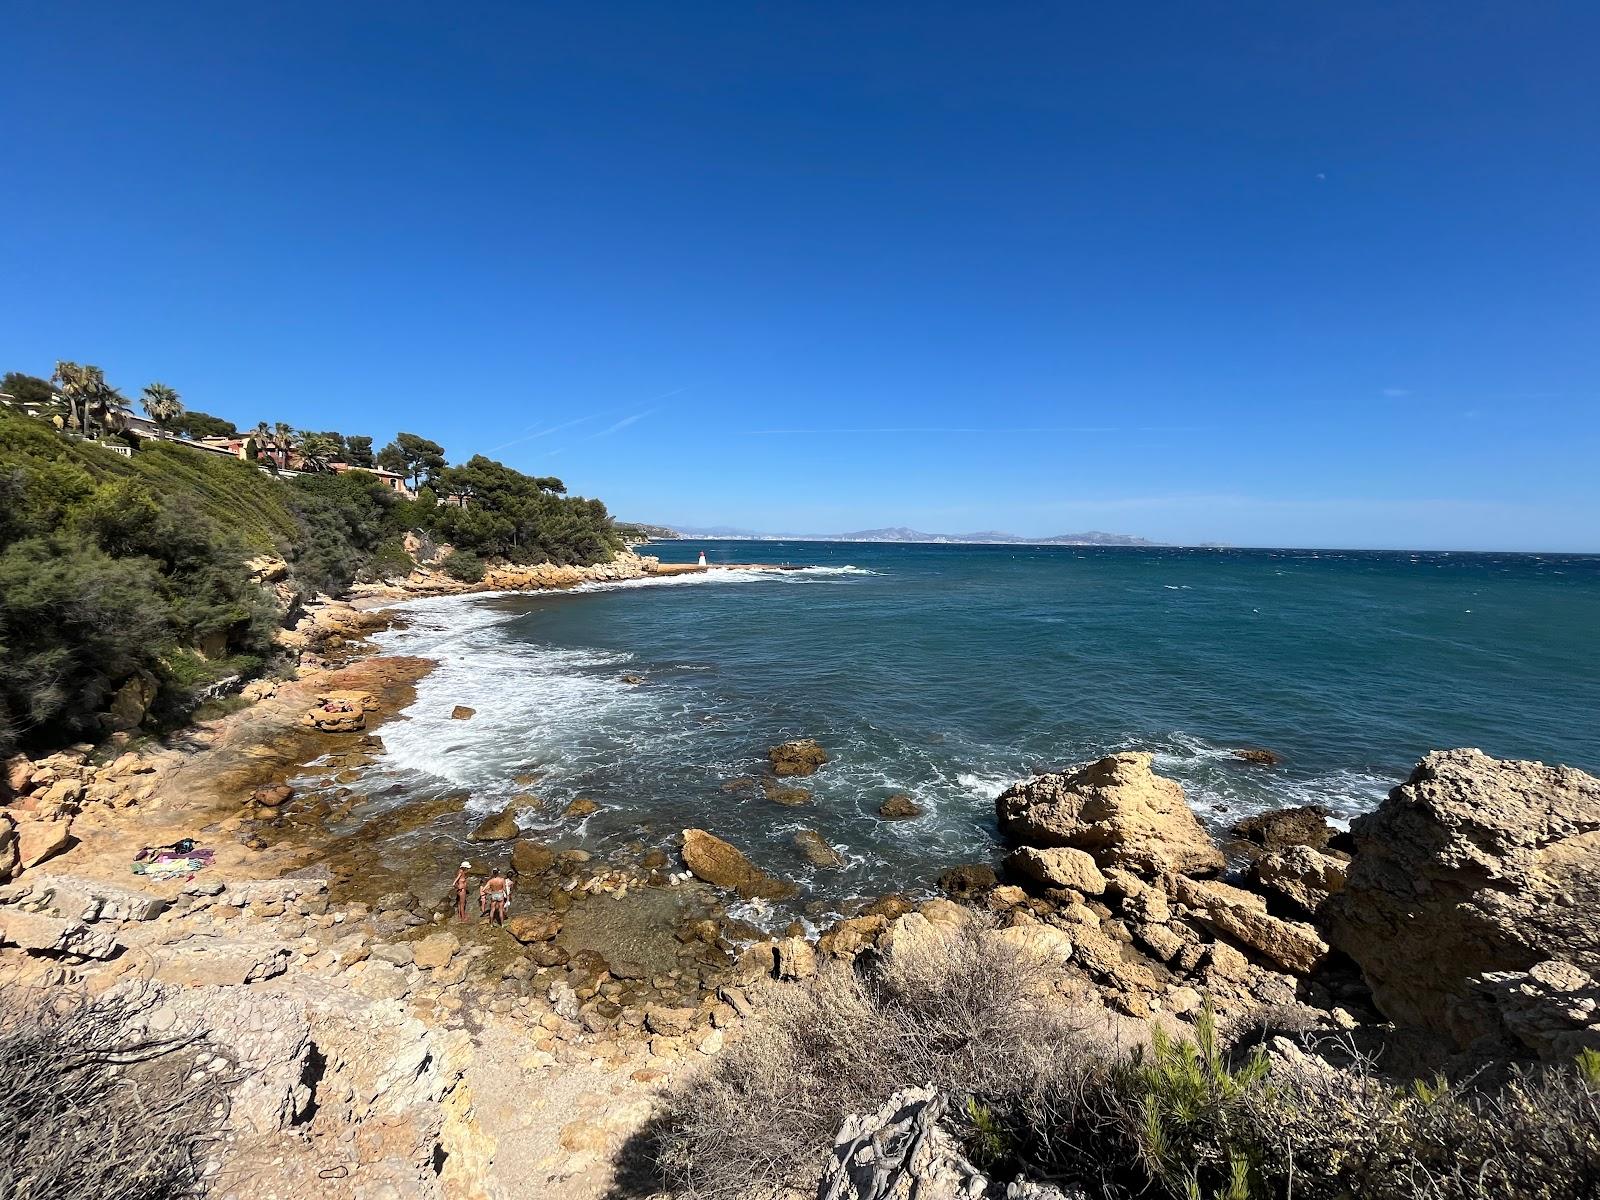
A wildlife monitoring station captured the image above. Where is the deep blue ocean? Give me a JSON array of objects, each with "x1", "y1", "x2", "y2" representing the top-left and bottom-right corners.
[{"x1": 369, "y1": 542, "x2": 1600, "y2": 920}]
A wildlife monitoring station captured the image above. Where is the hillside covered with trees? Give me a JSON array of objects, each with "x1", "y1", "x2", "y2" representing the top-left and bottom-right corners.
[{"x1": 0, "y1": 366, "x2": 625, "y2": 757}]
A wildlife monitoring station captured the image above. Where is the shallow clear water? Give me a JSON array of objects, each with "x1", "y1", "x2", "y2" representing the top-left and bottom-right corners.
[{"x1": 367, "y1": 542, "x2": 1600, "y2": 917}]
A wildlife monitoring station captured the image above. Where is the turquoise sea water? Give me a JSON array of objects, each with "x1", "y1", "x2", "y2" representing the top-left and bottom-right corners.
[{"x1": 370, "y1": 542, "x2": 1600, "y2": 919}]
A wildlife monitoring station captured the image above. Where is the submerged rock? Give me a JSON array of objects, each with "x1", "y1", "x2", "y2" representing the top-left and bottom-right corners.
[
  {"x1": 680, "y1": 829, "x2": 797, "y2": 900},
  {"x1": 762, "y1": 778, "x2": 813, "y2": 806},
  {"x1": 878, "y1": 794, "x2": 923, "y2": 820},
  {"x1": 793, "y1": 829, "x2": 845, "y2": 868},
  {"x1": 768, "y1": 738, "x2": 828, "y2": 777},
  {"x1": 996, "y1": 752, "x2": 1223, "y2": 877},
  {"x1": 1325, "y1": 749, "x2": 1600, "y2": 1056},
  {"x1": 1232, "y1": 747, "x2": 1282, "y2": 766}
]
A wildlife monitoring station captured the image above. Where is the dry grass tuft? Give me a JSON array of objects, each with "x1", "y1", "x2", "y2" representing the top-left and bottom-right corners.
[{"x1": 656, "y1": 915, "x2": 1096, "y2": 1199}]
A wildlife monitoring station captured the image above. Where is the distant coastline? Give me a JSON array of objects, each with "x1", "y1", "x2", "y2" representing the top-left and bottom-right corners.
[{"x1": 636, "y1": 524, "x2": 1162, "y2": 547}]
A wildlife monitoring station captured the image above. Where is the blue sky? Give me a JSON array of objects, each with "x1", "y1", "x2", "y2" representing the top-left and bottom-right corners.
[{"x1": 2, "y1": 2, "x2": 1596, "y2": 549}]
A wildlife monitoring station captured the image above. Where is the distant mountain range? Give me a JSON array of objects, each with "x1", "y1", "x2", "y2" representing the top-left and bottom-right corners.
[{"x1": 642, "y1": 524, "x2": 1159, "y2": 546}]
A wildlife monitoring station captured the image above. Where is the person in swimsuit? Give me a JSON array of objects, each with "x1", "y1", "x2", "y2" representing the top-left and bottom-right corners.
[
  {"x1": 481, "y1": 869, "x2": 509, "y2": 926},
  {"x1": 454, "y1": 862, "x2": 470, "y2": 921}
]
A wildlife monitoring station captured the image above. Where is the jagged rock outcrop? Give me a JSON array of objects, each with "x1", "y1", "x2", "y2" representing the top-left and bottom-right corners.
[
  {"x1": 996, "y1": 753, "x2": 1224, "y2": 876},
  {"x1": 1324, "y1": 749, "x2": 1600, "y2": 1055},
  {"x1": 1175, "y1": 876, "x2": 1329, "y2": 975},
  {"x1": 818, "y1": 1086, "x2": 985, "y2": 1200},
  {"x1": 0, "y1": 909, "x2": 122, "y2": 959},
  {"x1": 681, "y1": 828, "x2": 798, "y2": 900},
  {"x1": 1229, "y1": 805, "x2": 1333, "y2": 853},
  {"x1": 1249, "y1": 845, "x2": 1347, "y2": 917}
]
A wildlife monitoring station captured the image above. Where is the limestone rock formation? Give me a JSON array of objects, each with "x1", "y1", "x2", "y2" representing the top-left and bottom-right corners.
[
  {"x1": 1174, "y1": 876, "x2": 1329, "y2": 975},
  {"x1": 1249, "y1": 845, "x2": 1347, "y2": 917},
  {"x1": 680, "y1": 828, "x2": 797, "y2": 900},
  {"x1": 996, "y1": 753, "x2": 1224, "y2": 876},
  {"x1": 510, "y1": 839, "x2": 556, "y2": 875},
  {"x1": 818, "y1": 1086, "x2": 985, "y2": 1200},
  {"x1": 768, "y1": 738, "x2": 828, "y2": 777},
  {"x1": 1324, "y1": 749, "x2": 1600, "y2": 1055},
  {"x1": 938, "y1": 863, "x2": 998, "y2": 900},
  {"x1": 108, "y1": 670, "x2": 159, "y2": 731},
  {"x1": 0, "y1": 909, "x2": 122, "y2": 959},
  {"x1": 1004, "y1": 846, "x2": 1107, "y2": 894}
]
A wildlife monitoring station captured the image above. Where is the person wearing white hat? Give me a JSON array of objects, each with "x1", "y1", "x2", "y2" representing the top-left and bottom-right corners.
[{"x1": 454, "y1": 861, "x2": 471, "y2": 922}]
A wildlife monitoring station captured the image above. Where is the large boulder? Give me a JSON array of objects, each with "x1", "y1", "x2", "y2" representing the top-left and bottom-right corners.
[
  {"x1": 1004, "y1": 846, "x2": 1107, "y2": 895},
  {"x1": 767, "y1": 739, "x2": 828, "y2": 777},
  {"x1": 680, "y1": 829, "x2": 797, "y2": 900},
  {"x1": 1228, "y1": 805, "x2": 1333, "y2": 853},
  {"x1": 995, "y1": 753, "x2": 1223, "y2": 877},
  {"x1": 510, "y1": 839, "x2": 556, "y2": 875},
  {"x1": 1249, "y1": 845, "x2": 1347, "y2": 917},
  {"x1": 468, "y1": 806, "x2": 521, "y2": 842},
  {"x1": 794, "y1": 829, "x2": 845, "y2": 868},
  {"x1": 107, "y1": 670, "x2": 159, "y2": 732},
  {"x1": 1324, "y1": 749, "x2": 1600, "y2": 1055}
]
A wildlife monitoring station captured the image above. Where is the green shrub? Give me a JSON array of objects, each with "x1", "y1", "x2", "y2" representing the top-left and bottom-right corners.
[
  {"x1": 363, "y1": 538, "x2": 416, "y2": 581},
  {"x1": 443, "y1": 550, "x2": 486, "y2": 583},
  {"x1": 1114, "y1": 1006, "x2": 1271, "y2": 1199}
]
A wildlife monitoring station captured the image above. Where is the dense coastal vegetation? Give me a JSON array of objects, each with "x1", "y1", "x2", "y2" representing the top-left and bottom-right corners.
[{"x1": 0, "y1": 366, "x2": 624, "y2": 757}]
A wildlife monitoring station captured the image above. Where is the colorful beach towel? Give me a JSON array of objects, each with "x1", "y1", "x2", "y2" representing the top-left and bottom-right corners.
[{"x1": 131, "y1": 847, "x2": 215, "y2": 880}]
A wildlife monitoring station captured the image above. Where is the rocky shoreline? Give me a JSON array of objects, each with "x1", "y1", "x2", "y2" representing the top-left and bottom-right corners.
[{"x1": 4, "y1": 569, "x2": 1598, "y2": 1198}]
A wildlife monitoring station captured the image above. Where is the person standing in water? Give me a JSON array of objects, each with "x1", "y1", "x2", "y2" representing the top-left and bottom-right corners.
[
  {"x1": 453, "y1": 862, "x2": 470, "y2": 921},
  {"x1": 697, "y1": 549, "x2": 708, "y2": 567}
]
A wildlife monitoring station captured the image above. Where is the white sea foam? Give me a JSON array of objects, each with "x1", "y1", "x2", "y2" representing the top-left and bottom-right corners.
[{"x1": 957, "y1": 770, "x2": 1021, "y2": 799}]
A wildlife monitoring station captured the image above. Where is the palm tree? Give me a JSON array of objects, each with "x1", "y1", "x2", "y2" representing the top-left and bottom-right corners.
[
  {"x1": 296, "y1": 431, "x2": 341, "y2": 472},
  {"x1": 52, "y1": 361, "x2": 96, "y2": 435},
  {"x1": 273, "y1": 422, "x2": 297, "y2": 469},
  {"x1": 140, "y1": 382, "x2": 184, "y2": 437},
  {"x1": 52, "y1": 361, "x2": 125, "y2": 440},
  {"x1": 248, "y1": 420, "x2": 273, "y2": 464}
]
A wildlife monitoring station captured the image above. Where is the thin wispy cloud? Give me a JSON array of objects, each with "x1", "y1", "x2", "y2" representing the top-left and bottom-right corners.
[
  {"x1": 486, "y1": 386, "x2": 692, "y2": 455},
  {"x1": 582, "y1": 407, "x2": 658, "y2": 441},
  {"x1": 1381, "y1": 388, "x2": 1411, "y2": 398},
  {"x1": 485, "y1": 412, "x2": 600, "y2": 453}
]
